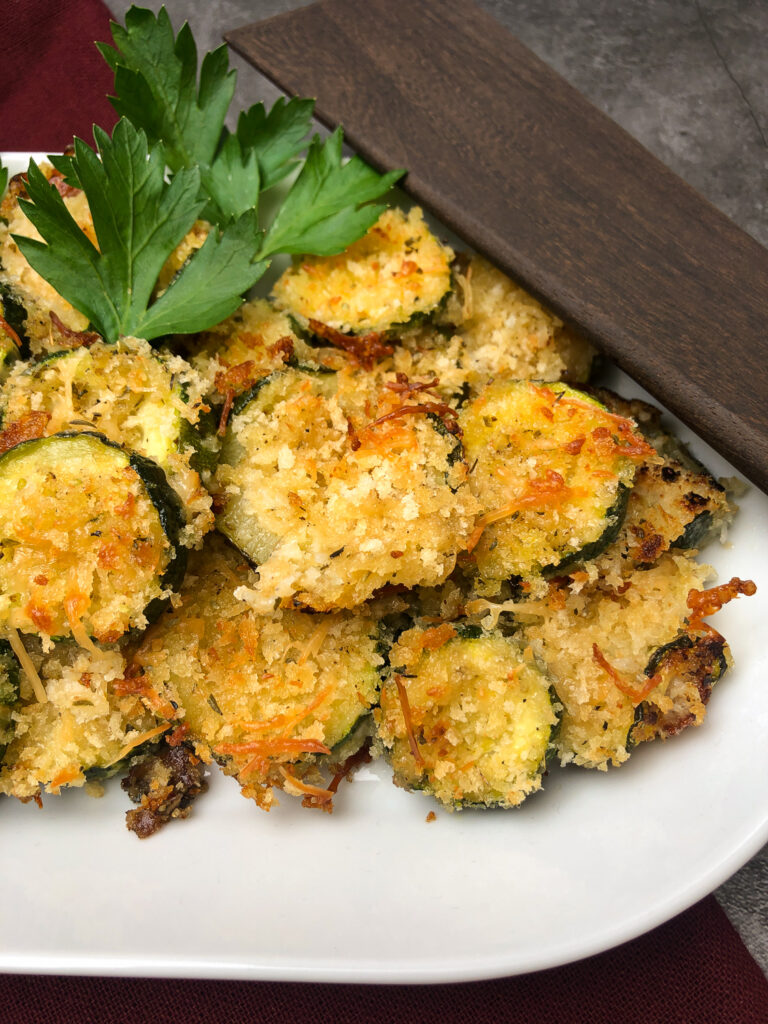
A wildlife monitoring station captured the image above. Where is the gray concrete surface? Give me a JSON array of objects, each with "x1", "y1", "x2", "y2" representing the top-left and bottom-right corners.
[{"x1": 105, "y1": 0, "x2": 768, "y2": 974}]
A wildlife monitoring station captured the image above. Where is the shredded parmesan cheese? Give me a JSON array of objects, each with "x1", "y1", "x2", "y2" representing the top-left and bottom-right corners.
[{"x1": 7, "y1": 627, "x2": 47, "y2": 703}]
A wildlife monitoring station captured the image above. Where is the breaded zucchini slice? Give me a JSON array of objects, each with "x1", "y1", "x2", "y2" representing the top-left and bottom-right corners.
[
  {"x1": 521, "y1": 552, "x2": 722, "y2": 769},
  {"x1": 592, "y1": 460, "x2": 732, "y2": 586},
  {"x1": 188, "y1": 298, "x2": 332, "y2": 399},
  {"x1": 0, "y1": 338, "x2": 215, "y2": 544},
  {"x1": 0, "y1": 432, "x2": 186, "y2": 644},
  {"x1": 425, "y1": 255, "x2": 595, "y2": 391},
  {"x1": 0, "y1": 638, "x2": 162, "y2": 799},
  {"x1": 460, "y1": 380, "x2": 651, "y2": 587},
  {"x1": 632, "y1": 629, "x2": 730, "y2": 743},
  {"x1": 214, "y1": 366, "x2": 478, "y2": 612},
  {"x1": 272, "y1": 207, "x2": 454, "y2": 337},
  {"x1": 375, "y1": 623, "x2": 559, "y2": 809},
  {"x1": 0, "y1": 640, "x2": 21, "y2": 759},
  {"x1": 593, "y1": 390, "x2": 732, "y2": 561},
  {"x1": 134, "y1": 535, "x2": 383, "y2": 809}
]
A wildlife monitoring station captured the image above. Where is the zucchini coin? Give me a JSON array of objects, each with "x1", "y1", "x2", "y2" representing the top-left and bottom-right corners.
[
  {"x1": 0, "y1": 639, "x2": 162, "y2": 799},
  {"x1": 272, "y1": 207, "x2": 453, "y2": 339},
  {"x1": 460, "y1": 380, "x2": 649, "y2": 584},
  {"x1": 632, "y1": 630, "x2": 730, "y2": 744},
  {"x1": 522, "y1": 551, "x2": 712, "y2": 770},
  {"x1": 135, "y1": 535, "x2": 383, "y2": 809},
  {"x1": 0, "y1": 432, "x2": 186, "y2": 643},
  {"x1": 376, "y1": 623, "x2": 559, "y2": 809},
  {"x1": 214, "y1": 366, "x2": 478, "y2": 612}
]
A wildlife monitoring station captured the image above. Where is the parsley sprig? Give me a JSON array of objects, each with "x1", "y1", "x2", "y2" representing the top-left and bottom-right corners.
[
  {"x1": 16, "y1": 5, "x2": 404, "y2": 345},
  {"x1": 17, "y1": 120, "x2": 266, "y2": 342},
  {"x1": 95, "y1": 6, "x2": 318, "y2": 225}
]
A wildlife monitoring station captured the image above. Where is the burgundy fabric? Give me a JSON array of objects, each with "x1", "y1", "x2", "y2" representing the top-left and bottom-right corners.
[
  {"x1": 0, "y1": 1, "x2": 767, "y2": 1019},
  {"x1": 0, "y1": 898, "x2": 767, "y2": 1023},
  {"x1": 0, "y1": 0, "x2": 117, "y2": 151}
]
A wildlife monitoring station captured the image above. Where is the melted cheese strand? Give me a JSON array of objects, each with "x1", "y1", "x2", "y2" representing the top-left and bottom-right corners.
[{"x1": 7, "y1": 627, "x2": 47, "y2": 703}]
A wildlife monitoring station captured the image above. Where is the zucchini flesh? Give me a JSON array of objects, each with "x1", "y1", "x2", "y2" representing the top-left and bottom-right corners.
[
  {"x1": 135, "y1": 535, "x2": 383, "y2": 809},
  {"x1": 460, "y1": 380, "x2": 644, "y2": 583},
  {"x1": 214, "y1": 367, "x2": 478, "y2": 612},
  {"x1": 272, "y1": 207, "x2": 454, "y2": 337},
  {"x1": 376, "y1": 624, "x2": 559, "y2": 808},
  {"x1": 0, "y1": 338, "x2": 215, "y2": 546},
  {"x1": 0, "y1": 432, "x2": 185, "y2": 643}
]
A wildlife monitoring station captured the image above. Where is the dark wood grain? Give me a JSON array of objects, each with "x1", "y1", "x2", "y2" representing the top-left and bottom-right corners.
[{"x1": 227, "y1": 0, "x2": 768, "y2": 491}]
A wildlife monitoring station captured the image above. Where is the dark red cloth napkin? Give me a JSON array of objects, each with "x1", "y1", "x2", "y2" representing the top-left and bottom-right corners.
[
  {"x1": 0, "y1": 0, "x2": 117, "y2": 151},
  {"x1": 1, "y1": 1, "x2": 767, "y2": 1020},
  {"x1": 1, "y1": 899, "x2": 767, "y2": 1023}
]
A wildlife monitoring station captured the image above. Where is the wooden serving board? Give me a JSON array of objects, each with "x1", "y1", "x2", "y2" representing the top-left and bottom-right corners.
[{"x1": 227, "y1": 0, "x2": 768, "y2": 491}]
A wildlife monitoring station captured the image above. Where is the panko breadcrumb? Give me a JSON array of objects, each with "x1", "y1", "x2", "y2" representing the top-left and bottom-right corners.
[
  {"x1": 188, "y1": 297, "x2": 336, "y2": 398},
  {"x1": 395, "y1": 255, "x2": 595, "y2": 397},
  {"x1": 375, "y1": 624, "x2": 558, "y2": 808}
]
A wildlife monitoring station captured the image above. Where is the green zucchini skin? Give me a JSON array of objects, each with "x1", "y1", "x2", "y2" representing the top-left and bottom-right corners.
[
  {"x1": 0, "y1": 639, "x2": 20, "y2": 760},
  {"x1": 627, "y1": 631, "x2": 729, "y2": 748},
  {"x1": 126, "y1": 446, "x2": 188, "y2": 619},
  {"x1": 288, "y1": 296, "x2": 451, "y2": 346},
  {"x1": 426, "y1": 411, "x2": 463, "y2": 468},
  {"x1": 180, "y1": 407, "x2": 220, "y2": 474},
  {"x1": 546, "y1": 483, "x2": 631, "y2": 575},
  {"x1": 84, "y1": 735, "x2": 166, "y2": 783},
  {"x1": 227, "y1": 366, "x2": 338, "y2": 423},
  {"x1": 231, "y1": 373, "x2": 280, "y2": 419},
  {"x1": 671, "y1": 510, "x2": 715, "y2": 551},
  {"x1": 0, "y1": 282, "x2": 29, "y2": 357},
  {"x1": 593, "y1": 387, "x2": 730, "y2": 559},
  {"x1": 644, "y1": 631, "x2": 728, "y2": 682}
]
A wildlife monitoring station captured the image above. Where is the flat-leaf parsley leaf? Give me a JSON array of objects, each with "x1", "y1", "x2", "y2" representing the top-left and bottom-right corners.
[{"x1": 15, "y1": 120, "x2": 266, "y2": 343}]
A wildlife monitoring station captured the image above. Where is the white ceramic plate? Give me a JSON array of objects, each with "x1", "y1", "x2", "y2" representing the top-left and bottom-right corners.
[{"x1": 1, "y1": 154, "x2": 767, "y2": 984}]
